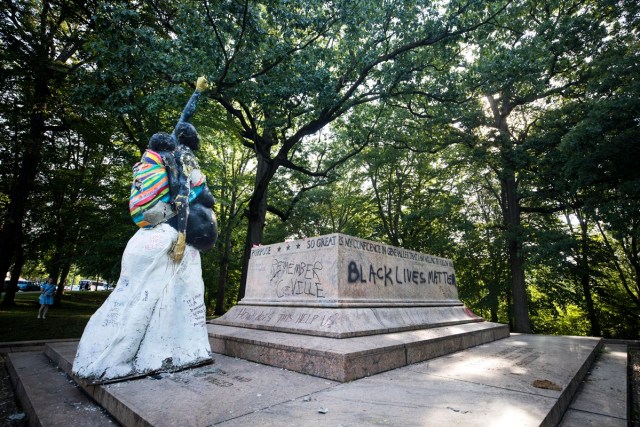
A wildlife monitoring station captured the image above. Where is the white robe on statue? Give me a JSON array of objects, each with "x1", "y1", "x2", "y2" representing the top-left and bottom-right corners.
[{"x1": 72, "y1": 223, "x2": 212, "y2": 383}]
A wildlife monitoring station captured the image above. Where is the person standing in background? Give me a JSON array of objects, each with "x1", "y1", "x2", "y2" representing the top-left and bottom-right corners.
[{"x1": 37, "y1": 277, "x2": 56, "y2": 319}]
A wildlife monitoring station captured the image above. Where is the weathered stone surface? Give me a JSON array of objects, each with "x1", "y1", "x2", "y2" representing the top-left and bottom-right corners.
[
  {"x1": 559, "y1": 343, "x2": 628, "y2": 426},
  {"x1": 219, "y1": 335, "x2": 602, "y2": 427},
  {"x1": 214, "y1": 233, "x2": 482, "y2": 337},
  {"x1": 243, "y1": 233, "x2": 459, "y2": 305},
  {"x1": 7, "y1": 351, "x2": 115, "y2": 426},
  {"x1": 40, "y1": 334, "x2": 607, "y2": 426},
  {"x1": 214, "y1": 304, "x2": 482, "y2": 338},
  {"x1": 46, "y1": 341, "x2": 338, "y2": 427},
  {"x1": 211, "y1": 233, "x2": 509, "y2": 380},
  {"x1": 208, "y1": 321, "x2": 510, "y2": 382}
]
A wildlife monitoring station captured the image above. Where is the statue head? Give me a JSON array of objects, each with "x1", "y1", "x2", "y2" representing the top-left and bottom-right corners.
[
  {"x1": 175, "y1": 122, "x2": 200, "y2": 151},
  {"x1": 148, "y1": 132, "x2": 176, "y2": 151}
]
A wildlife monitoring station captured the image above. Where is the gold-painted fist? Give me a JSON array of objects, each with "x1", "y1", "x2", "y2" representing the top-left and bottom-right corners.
[{"x1": 196, "y1": 76, "x2": 208, "y2": 92}]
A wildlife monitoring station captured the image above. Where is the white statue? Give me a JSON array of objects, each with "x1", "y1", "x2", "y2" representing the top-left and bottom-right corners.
[{"x1": 72, "y1": 77, "x2": 216, "y2": 383}]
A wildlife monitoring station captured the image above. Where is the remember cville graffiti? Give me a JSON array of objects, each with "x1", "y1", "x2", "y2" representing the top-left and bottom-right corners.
[{"x1": 271, "y1": 259, "x2": 325, "y2": 298}]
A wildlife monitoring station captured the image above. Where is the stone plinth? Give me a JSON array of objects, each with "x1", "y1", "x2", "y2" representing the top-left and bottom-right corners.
[
  {"x1": 209, "y1": 322, "x2": 510, "y2": 382},
  {"x1": 243, "y1": 233, "x2": 458, "y2": 306},
  {"x1": 214, "y1": 233, "x2": 481, "y2": 338},
  {"x1": 211, "y1": 233, "x2": 509, "y2": 381}
]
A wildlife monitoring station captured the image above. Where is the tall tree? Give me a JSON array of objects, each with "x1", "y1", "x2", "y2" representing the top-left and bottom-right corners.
[
  {"x1": 460, "y1": 0, "x2": 627, "y2": 332},
  {"x1": 0, "y1": 0, "x2": 95, "y2": 303},
  {"x1": 207, "y1": 0, "x2": 508, "y2": 298},
  {"x1": 85, "y1": 0, "x2": 510, "y2": 300},
  {"x1": 519, "y1": 0, "x2": 640, "y2": 336}
]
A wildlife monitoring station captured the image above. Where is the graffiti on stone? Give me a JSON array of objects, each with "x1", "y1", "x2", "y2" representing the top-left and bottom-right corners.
[{"x1": 270, "y1": 259, "x2": 325, "y2": 298}]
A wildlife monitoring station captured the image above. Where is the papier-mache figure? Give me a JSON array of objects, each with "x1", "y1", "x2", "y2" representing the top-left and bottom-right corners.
[
  {"x1": 72, "y1": 77, "x2": 217, "y2": 383},
  {"x1": 129, "y1": 76, "x2": 217, "y2": 253}
]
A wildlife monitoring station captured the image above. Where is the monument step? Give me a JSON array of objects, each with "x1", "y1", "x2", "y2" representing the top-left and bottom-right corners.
[
  {"x1": 208, "y1": 321, "x2": 510, "y2": 382},
  {"x1": 559, "y1": 342, "x2": 628, "y2": 426},
  {"x1": 5, "y1": 350, "x2": 116, "y2": 426},
  {"x1": 34, "y1": 334, "x2": 604, "y2": 427}
]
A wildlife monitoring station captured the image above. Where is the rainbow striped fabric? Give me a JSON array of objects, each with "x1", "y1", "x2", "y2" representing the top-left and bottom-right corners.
[
  {"x1": 129, "y1": 150, "x2": 170, "y2": 227},
  {"x1": 129, "y1": 150, "x2": 207, "y2": 228}
]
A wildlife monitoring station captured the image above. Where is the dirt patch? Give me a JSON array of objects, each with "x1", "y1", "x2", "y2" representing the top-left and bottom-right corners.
[
  {"x1": 0, "y1": 355, "x2": 26, "y2": 427},
  {"x1": 630, "y1": 348, "x2": 640, "y2": 425}
]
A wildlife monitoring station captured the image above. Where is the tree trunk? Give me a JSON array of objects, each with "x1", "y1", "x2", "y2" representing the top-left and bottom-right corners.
[
  {"x1": 580, "y1": 219, "x2": 601, "y2": 336},
  {"x1": 49, "y1": 226, "x2": 66, "y2": 283},
  {"x1": 488, "y1": 236, "x2": 501, "y2": 323},
  {"x1": 2, "y1": 245, "x2": 25, "y2": 307},
  {"x1": 215, "y1": 254, "x2": 229, "y2": 315},
  {"x1": 488, "y1": 93, "x2": 532, "y2": 334},
  {"x1": 504, "y1": 173, "x2": 531, "y2": 333},
  {"x1": 237, "y1": 152, "x2": 273, "y2": 300},
  {"x1": 55, "y1": 262, "x2": 71, "y2": 307},
  {"x1": 506, "y1": 284, "x2": 513, "y2": 331},
  {"x1": 214, "y1": 184, "x2": 242, "y2": 314},
  {"x1": 0, "y1": 76, "x2": 49, "y2": 291},
  {"x1": 214, "y1": 221, "x2": 233, "y2": 315},
  {"x1": 488, "y1": 264, "x2": 500, "y2": 323}
]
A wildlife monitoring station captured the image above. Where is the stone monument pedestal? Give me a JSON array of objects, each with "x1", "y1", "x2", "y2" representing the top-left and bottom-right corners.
[{"x1": 211, "y1": 233, "x2": 509, "y2": 381}]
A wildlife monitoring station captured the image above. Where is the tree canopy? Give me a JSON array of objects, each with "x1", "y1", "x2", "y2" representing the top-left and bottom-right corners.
[{"x1": 1, "y1": 0, "x2": 638, "y2": 338}]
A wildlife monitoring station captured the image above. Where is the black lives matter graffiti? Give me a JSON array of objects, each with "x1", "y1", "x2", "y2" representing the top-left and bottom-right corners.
[
  {"x1": 347, "y1": 262, "x2": 456, "y2": 287},
  {"x1": 339, "y1": 235, "x2": 456, "y2": 287}
]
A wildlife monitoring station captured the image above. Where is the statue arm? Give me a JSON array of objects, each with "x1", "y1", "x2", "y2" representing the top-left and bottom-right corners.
[{"x1": 171, "y1": 77, "x2": 208, "y2": 141}]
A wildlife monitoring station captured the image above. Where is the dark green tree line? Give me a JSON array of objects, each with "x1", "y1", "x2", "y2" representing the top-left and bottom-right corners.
[
  {"x1": 1, "y1": 0, "x2": 638, "y2": 338},
  {"x1": 0, "y1": 0, "x2": 99, "y2": 304}
]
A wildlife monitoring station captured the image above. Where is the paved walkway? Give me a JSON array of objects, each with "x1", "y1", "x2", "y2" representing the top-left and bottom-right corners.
[
  {"x1": 559, "y1": 344, "x2": 627, "y2": 426},
  {"x1": 0, "y1": 337, "x2": 631, "y2": 426}
]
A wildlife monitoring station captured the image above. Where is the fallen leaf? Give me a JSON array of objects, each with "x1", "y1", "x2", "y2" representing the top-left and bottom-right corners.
[{"x1": 532, "y1": 379, "x2": 562, "y2": 391}]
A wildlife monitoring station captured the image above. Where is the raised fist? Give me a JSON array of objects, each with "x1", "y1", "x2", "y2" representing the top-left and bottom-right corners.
[{"x1": 196, "y1": 76, "x2": 208, "y2": 92}]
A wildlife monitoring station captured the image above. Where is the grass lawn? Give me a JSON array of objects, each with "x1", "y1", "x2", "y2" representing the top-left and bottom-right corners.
[{"x1": 0, "y1": 291, "x2": 110, "y2": 343}]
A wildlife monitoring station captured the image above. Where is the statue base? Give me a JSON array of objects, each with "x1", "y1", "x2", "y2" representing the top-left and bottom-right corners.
[
  {"x1": 211, "y1": 234, "x2": 510, "y2": 381},
  {"x1": 208, "y1": 321, "x2": 509, "y2": 382},
  {"x1": 213, "y1": 304, "x2": 483, "y2": 338}
]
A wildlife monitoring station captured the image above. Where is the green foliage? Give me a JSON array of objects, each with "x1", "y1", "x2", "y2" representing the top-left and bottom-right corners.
[
  {"x1": 529, "y1": 286, "x2": 591, "y2": 337},
  {"x1": 198, "y1": 124, "x2": 253, "y2": 313},
  {"x1": 0, "y1": 291, "x2": 111, "y2": 342},
  {"x1": 1, "y1": 0, "x2": 639, "y2": 337}
]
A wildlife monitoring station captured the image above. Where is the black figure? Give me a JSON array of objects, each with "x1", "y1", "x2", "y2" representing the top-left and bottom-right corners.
[{"x1": 147, "y1": 77, "x2": 217, "y2": 259}]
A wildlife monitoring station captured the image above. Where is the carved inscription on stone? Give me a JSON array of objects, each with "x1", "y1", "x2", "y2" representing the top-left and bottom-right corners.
[
  {"x1": 495, "y1": 346, "x2": 542, "y2": 367},
  {"x1": 204, "y1": 368, "x2": 253, "y2": 388},
  {"x1": 230, "y1": 307, "x2": 340, "y2": 329},
  {"x1": 246, "y1": 233, "x2": 459, "y2": 302}
]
